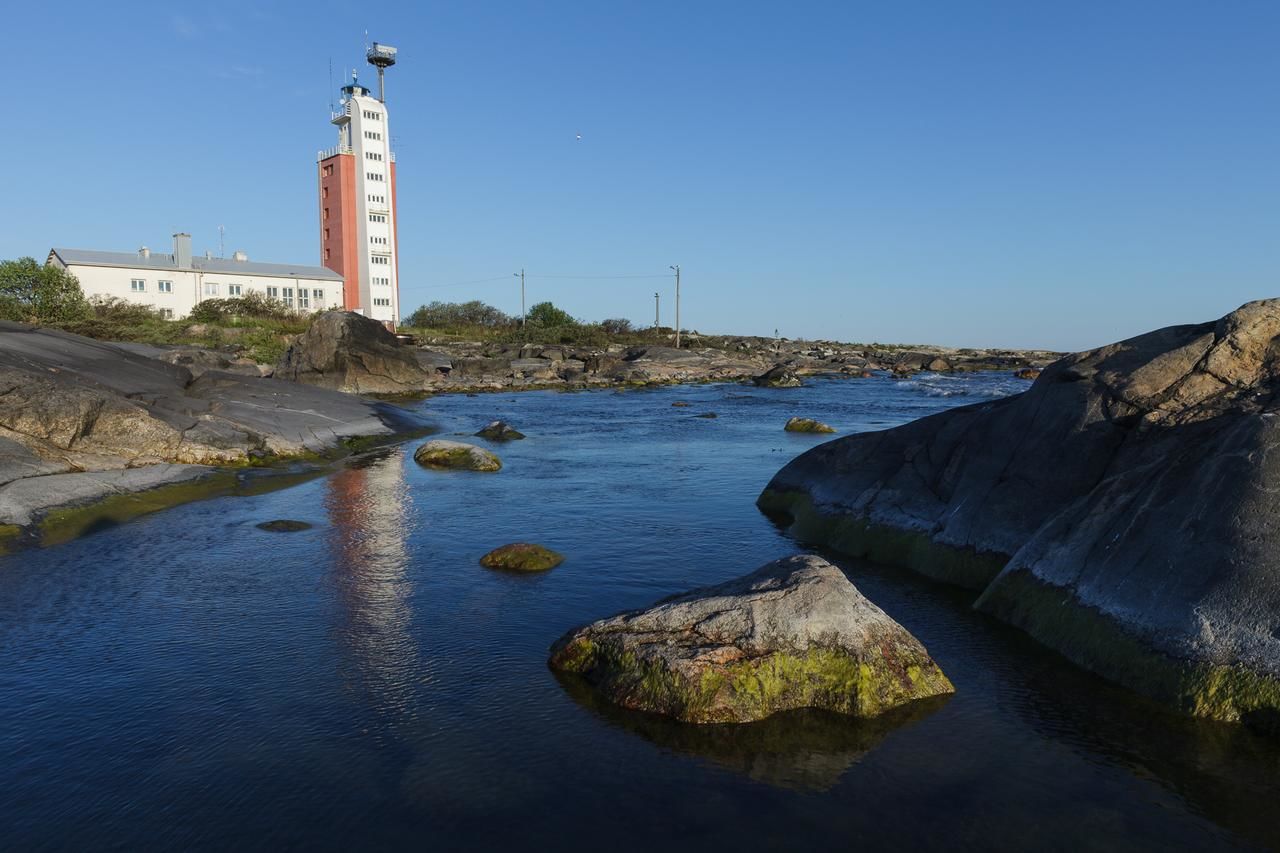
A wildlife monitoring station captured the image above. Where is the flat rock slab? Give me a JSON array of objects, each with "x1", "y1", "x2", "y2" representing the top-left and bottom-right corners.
[
  {"x1": 549, "y1": 554, "x2": 953, "y2": 724},
  {"x1": 480, "y1": 543, "x2": 564, "y2": 571},
  {"x1": 0, "y1": 464, "x2": 215, "y2": 527},
  {"x1": 414, "y1": 439, "x2": 502, "y2": 472}
]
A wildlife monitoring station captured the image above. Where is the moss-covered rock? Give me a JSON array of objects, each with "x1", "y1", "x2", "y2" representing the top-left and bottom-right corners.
[
  {"x1": 549, "y1": 554, "x2": 953, "y2": 723},
  {"x1": 480, "y1": 542, "x2": 564, "y2": 571},
  {"x1": 413, "y1": 439, "x2": 501, "y2": 472},
  {"x1": 784, "y1": 417, "x2": 835, "y2": 434}
]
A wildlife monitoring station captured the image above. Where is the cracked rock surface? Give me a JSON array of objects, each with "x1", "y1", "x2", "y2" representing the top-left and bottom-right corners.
[
  {"x1": 0, "y1": 321, "x2": 418, "y2": 527},
  {"x1": 760, "y1": 299, "x2": 1280, "y2": 725},
  {"x1": 549, "y1": 554, "x2": 953, "y2": 723}
]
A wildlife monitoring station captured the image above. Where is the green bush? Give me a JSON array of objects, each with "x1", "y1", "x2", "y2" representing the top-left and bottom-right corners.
[
  {"x1": 188, "y1": 291, "x2": 299, "y2": 323},
  {"x1": 600, "y1": 318, "x2": 633, "y2": 335},
  {"x1": 0, "y1": 258, "x2": 91, "y2": 324},
  {"x1": 404, "y1": 300, "x2": 511, "y2": 329},
  {"x1": 526, "y1": 301, "x2": 575, "y2": 328}
]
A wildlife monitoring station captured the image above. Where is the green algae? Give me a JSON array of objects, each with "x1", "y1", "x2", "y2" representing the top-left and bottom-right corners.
[
  {"x1": 551, "y1": 636, "x2": 953, "y2": 724},
  {"x1": 977, "y1": 568, "x2": 1280, "y2": 731},
  {"x1": 479, "y1": 543, "x2": 563, "y2": 571},
  {"x1": 757, "y1": 489, "x2": 1008, "y2": 590},
  {"x1": 784, "y1": 418, "x2": 836, "y2": 434},
  {"x1": 36, "y1": 472, "x2": 241, "y2": 547}
]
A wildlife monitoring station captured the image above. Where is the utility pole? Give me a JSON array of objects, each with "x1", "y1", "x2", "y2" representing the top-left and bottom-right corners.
[
  {"x1": 514, "y1": 269, "x2": 526, "y2": 327},
  {"x1": 669, "y1": 264, "x2": 681, "y2": 348},
  {"x1": 654, "y1": 292, "x2": 660, "y2": 332}
]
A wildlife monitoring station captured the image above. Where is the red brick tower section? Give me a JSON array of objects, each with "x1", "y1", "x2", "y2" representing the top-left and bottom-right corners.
[
  {"x1": 318, "y1": 153, "x2": 361, "y2": 310},
  {"x1": 390, "y1": 159, "x2": 400, "y2": 318}
]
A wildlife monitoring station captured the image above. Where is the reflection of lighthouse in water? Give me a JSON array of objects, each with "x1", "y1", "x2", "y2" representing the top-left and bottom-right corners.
[{"x1": 325, "y1": 449, "x2": 422, "y2": 719}]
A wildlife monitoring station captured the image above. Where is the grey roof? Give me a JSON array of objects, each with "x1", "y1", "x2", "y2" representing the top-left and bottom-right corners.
[{"x1": 49, "y1": 248, "x2": 344, "y2": 282}]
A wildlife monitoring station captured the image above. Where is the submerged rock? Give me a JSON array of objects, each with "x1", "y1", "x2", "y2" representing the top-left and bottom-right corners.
[
  {"x1": 256, "y1": 519, "x2": 313, "y2": 532},
  {"x1": 753, "y1": 364, "x2": 803, "y2": 388},
  {"x1": 548, "y1": 554, "x2": 953, "y2": 724},
  {"x1": 413, "y1": 440, "x2": 502, "y2": 472},
  {"x1": 1013, "y1": 367, "x2": 1042, "y2": 380},
  {"x1": 475, "y1": 420, "x2": 526, "y2": 441},
  {"x1": 671, "y1": 401, "x2": 692, "y2": 408},
  {"x1": 480, "y1": 543, "x2": 564, "y2": 571},
  {"x1": 784, "y1": 417, "x2": 835, "y2": 434},
  {"x1": 694, "y1": 412, "x2": 718, "y2": 419},
  {"x1": 759, "y1": 299, "x2": 1280, "y2": 729}
]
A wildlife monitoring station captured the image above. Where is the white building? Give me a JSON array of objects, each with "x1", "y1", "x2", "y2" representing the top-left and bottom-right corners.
[
  {"x1": 47, "y1": 233, "x2": 344, "y2": 319},
  {"x1": 317, "y1": 60, "x2": 401, "y2": 327}
]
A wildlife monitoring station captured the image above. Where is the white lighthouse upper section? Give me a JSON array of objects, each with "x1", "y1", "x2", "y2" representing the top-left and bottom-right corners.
[{"x1": 324, "y1": 74, "x2": 399, "y2": 325}]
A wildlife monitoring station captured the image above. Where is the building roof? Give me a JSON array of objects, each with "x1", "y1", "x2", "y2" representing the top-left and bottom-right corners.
[{"x1": 49, "y1": 248, "x2": 344, "y2": 282}]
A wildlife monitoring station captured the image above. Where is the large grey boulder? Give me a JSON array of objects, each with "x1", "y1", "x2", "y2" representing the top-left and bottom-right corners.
[
  {"x1": 276, "y1": 311, "x2": 427, "y2": 394},
  {"x1": 549, "y1": 554, "x2": 953, "y2": 724},
  {"x1": 759, "y1": 299, "x2": 1280, "y2": 729}
]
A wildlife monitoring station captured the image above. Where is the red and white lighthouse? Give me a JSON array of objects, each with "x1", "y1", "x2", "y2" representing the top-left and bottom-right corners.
[{"x1": 317, "y1": 44, "x2": 401, "y2": 326}]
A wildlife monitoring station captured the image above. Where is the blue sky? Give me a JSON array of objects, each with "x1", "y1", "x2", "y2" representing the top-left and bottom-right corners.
[{"x1": 3, "y1": 1, "x2": 1277, "y2": 350}]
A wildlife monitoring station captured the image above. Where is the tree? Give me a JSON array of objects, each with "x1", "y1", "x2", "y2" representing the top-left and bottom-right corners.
[
  {"x1": 526, "y1": 301, "x2": 575, "y2": 327},
  {"x1": 600, "y1": 318, "x2": 633, "y2": 335},
  {"x1": 0, "y1": 258, "x2": 91, "y2": 324},
  {"x1": 404, "y1": 300, "x2": 511, "y2": 329}
]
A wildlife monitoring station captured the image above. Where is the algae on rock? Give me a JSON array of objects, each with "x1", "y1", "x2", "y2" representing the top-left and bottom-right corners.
[{"x1": 549, "y1": 554, "x2": 953, "y2": 724}]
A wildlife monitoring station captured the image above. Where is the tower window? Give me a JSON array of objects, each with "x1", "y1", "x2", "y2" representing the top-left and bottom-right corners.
[{"x1": 322, "y1": 164, "x2": 334, "y2": 177}]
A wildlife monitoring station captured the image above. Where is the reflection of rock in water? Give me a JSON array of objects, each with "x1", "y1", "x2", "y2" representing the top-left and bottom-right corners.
[
  {"x1": 326, "y1": 449, "x2": 422, "y2": 720},
  {"x1": 555, "y1": 671, "x2": 949, "y2": 791}
]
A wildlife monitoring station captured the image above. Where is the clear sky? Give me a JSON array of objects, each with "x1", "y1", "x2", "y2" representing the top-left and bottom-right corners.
[{"x1": 3, "y1": 1, "x2": 1277, "y2": 350}]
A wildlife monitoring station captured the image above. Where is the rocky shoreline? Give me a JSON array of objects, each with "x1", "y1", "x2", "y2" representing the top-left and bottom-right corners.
[
  {"x1": 0, "y1": 320, "x2": 430, "y2": 550},
  {"x1": 269, "y1": 310, "x2": 1060, "y2": 396}
]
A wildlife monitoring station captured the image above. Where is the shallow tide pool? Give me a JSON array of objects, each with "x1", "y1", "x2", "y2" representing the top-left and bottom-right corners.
[{"x1": 2, "y1": 373, "x2": 1278, "y2": 851}]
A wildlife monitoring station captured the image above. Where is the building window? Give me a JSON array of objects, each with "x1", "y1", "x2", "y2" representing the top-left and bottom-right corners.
[
  {"x1": 227, "y1": 284, "x2": 242, "y2": 297},
  {"x1": 369, "y1": 213, "x2": 386, "y2": 223},
  {"x1": 157, "y1": 280, "x2": 172, "y2": 293},
  {"x1": 267, "y1": 286, "x2": 279, "y2": 300},
  {"x1": 313, "y1": 289, "x2": 324, "y2": 303},
  {"x1": 322, "y1": 187, "x2": 329, "y2": 200},
  {"x1": 159, "y1": 308, "x2": 175, "y2": 320},
  {"x1": 323, "y1": 207, "x2": 330, "y2": 220},
  {"x1": 282, "y1": 287, "x2": 294, "y2": 307},
  {"x1": 363, "y1": 110, "x2": 381, "y2": 120},
  {"x1": 130, "y1": 279, "x2": 146, "y2": 292},
  {"x1": 324, "y1": 228, "x2": 330, "y2": 240},
  {"x1": 298, "y1": 289, "x2": 310, "y2": 309},
  {"x1": 203, "y1": 282, "x2": 218, "y2": 297},
  {"x1": 323, "y1": 164, "x2": 334, "y2": 177},
  {"x1": 366, "y1": 172, "x2": 384, "y2": 182},
  {"x1": 371, "y1": 255, "x2": 389, "y2": 265},
  {"x1": 323, "y1": 248, "x2": 330, "y2": 261}
]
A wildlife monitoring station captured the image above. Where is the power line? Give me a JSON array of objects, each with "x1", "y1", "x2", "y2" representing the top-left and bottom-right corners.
[
  {"x1": 419, "y1": 275, "x2": 515, "y2": 289},
  {"x1": 525, "y1": 273, "x2": 671, "y2": 280}
]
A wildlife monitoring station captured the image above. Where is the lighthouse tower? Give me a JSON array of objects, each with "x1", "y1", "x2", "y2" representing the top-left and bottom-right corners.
[{"x1": 317, "y1": 44, "x2": 400, "y2": 326}]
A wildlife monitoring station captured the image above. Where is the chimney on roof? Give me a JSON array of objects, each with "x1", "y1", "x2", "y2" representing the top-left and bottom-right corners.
[
  {"x1": 173, "y1": 233, "x2": 192, "y2": 268},
  {"x1": 232, "y1": 250, "x2": 248, "y2": 262},
  {"x1": 139, "y1": 246, "x2": 150, "y2": 259}
]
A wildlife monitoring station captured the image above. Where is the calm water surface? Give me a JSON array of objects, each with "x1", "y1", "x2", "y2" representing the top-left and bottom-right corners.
[{"x1": 3, "y1": 373, "x2": 1278, "y2": 851}]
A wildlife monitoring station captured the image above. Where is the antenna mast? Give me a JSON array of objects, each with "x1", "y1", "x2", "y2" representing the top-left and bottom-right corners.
[{"x1": 366, "y1": 42, "x2": 398, "y2": 103}]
